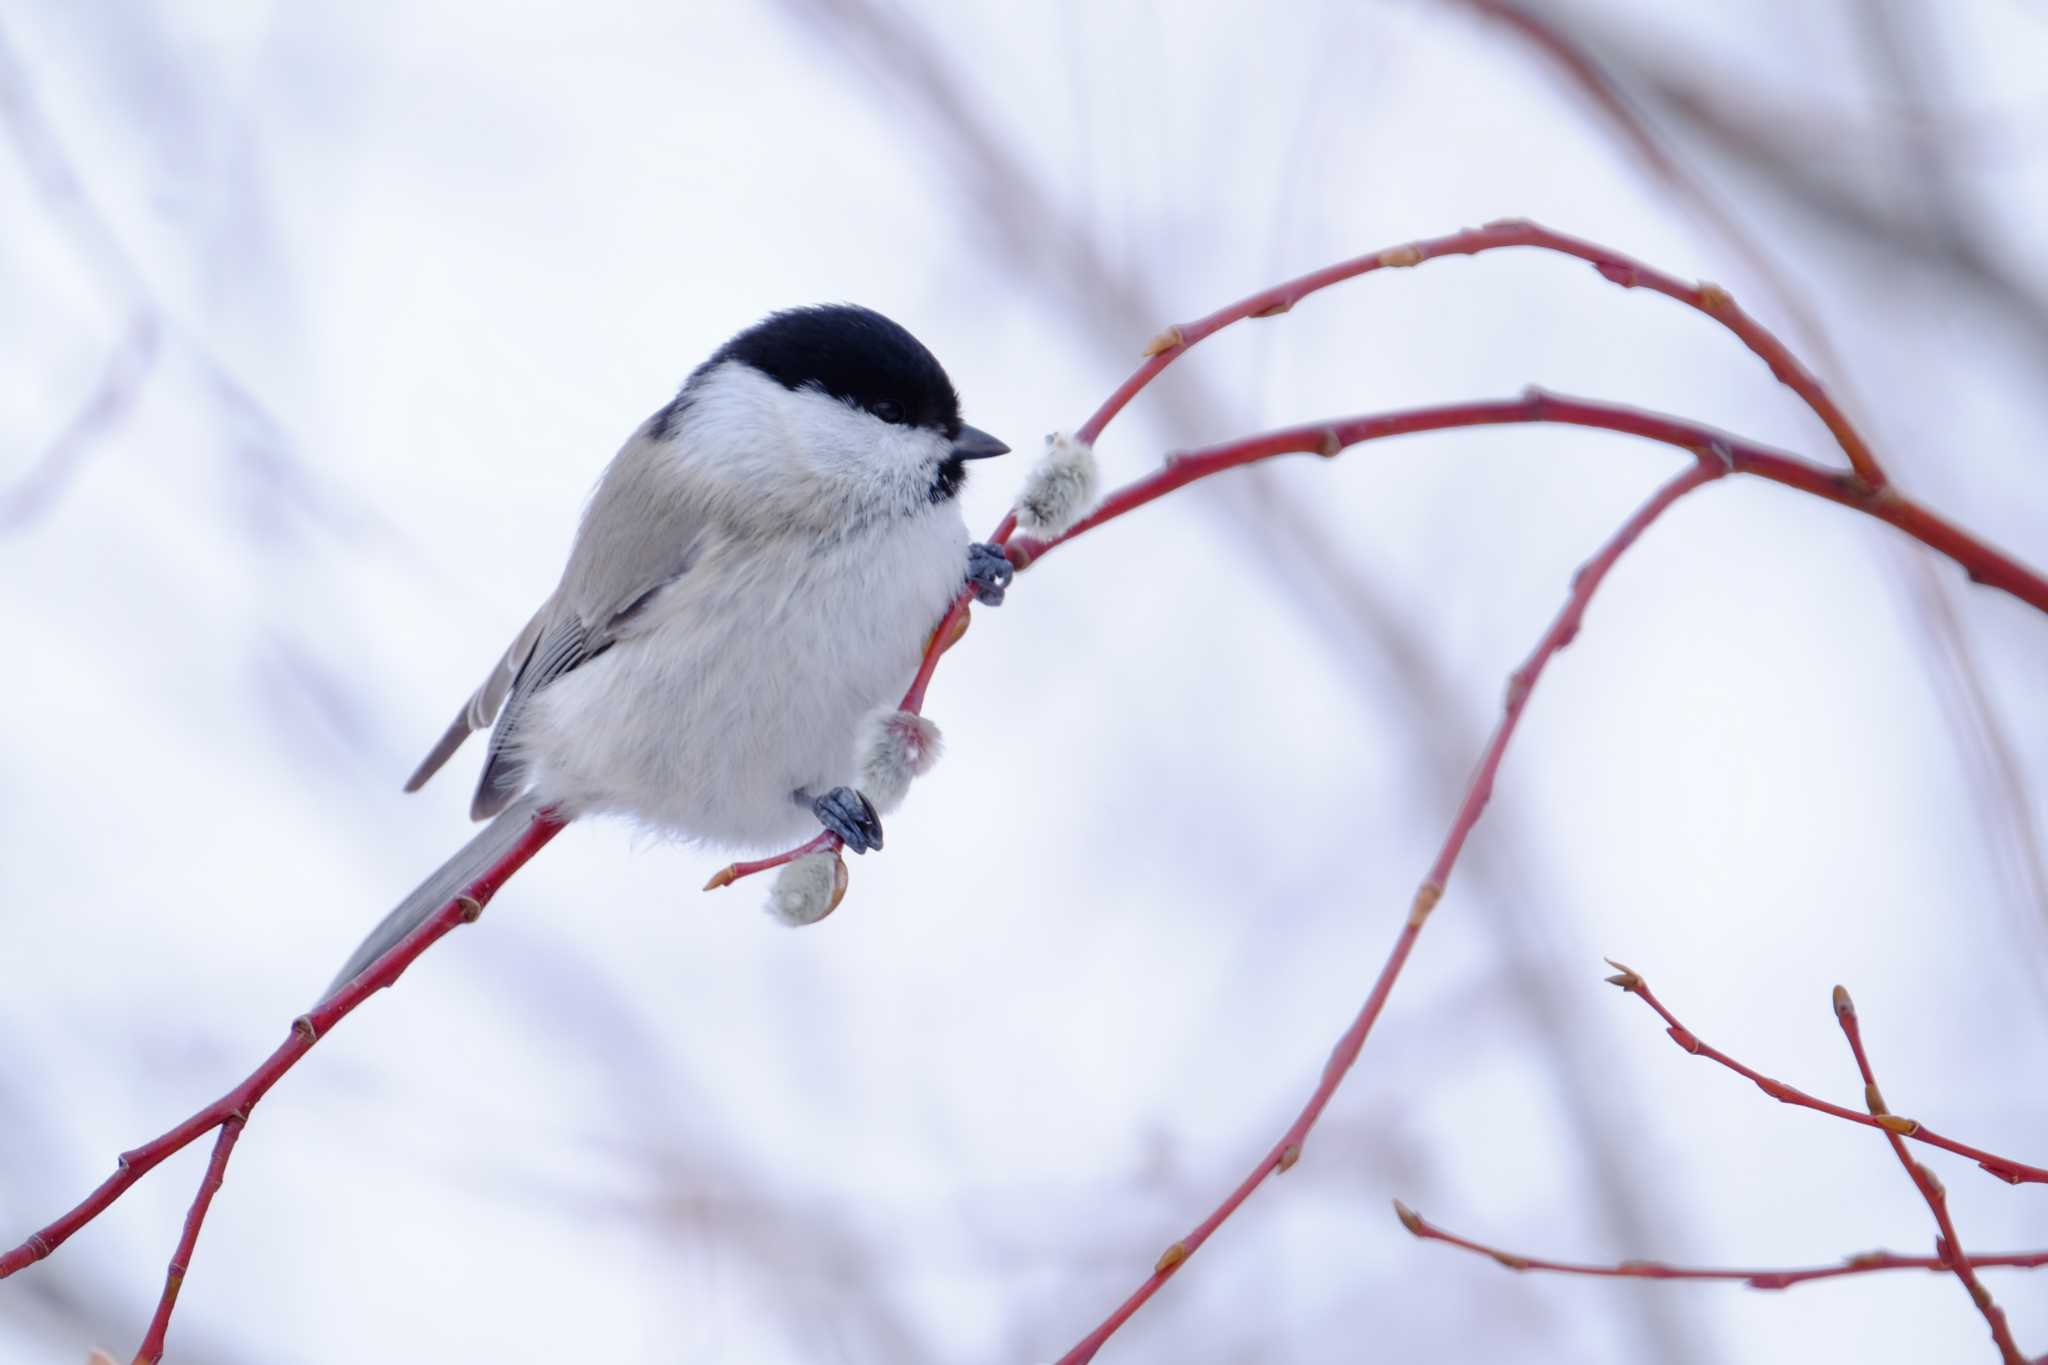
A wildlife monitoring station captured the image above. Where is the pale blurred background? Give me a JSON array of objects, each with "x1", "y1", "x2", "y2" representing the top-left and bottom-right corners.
[{"x1": 4, "y1": 2, "x2": 2046, "y2": 1361}]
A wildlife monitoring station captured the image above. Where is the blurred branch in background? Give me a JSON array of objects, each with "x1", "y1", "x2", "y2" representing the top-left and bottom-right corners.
[
  {"x1": 0, "y1": 15, "x2": 367, "y2": 544},
  {"x1": 0, "y1": 310, "x2": 158, "y2": 532}
]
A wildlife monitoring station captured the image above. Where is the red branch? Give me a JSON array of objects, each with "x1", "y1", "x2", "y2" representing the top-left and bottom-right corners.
[
  {"x1": 1602, "y1": 963, "x2": 2047, "y2": 1185},
  {"x1": 0, "y1": 809, "x2": 565, "y2": 1353},
  {"x1": 1054, "y1": 457, "x2": 1726, "y2": 1363},
  {"x1": 1070, "y1": 217, "x2": 1886, "y2": 490},
  {"x1": 1009, "y1": 392, "x2": 2047, "y2": 619},
  {"x1": 133, "y1": 1116, "x2": 244, "y2": 1365},
  {"x1": 1832, "y1": 987, "x2": 2026, "y2": 1364},
  {"x1": 1393, "y1": 1199, "x2": 2048, "y2": 1291}
]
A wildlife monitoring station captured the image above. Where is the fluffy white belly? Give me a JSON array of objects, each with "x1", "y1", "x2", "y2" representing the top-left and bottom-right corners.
[{"x1": 522, "y1": 510, "x2": 967, "y2": 848}]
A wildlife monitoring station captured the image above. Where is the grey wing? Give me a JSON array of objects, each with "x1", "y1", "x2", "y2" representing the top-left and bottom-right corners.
[
  {"x1": 411, "y1": 421, "x2": 712, "y2": 819},
  {"x1": 467, "y1": 610, "x2": 609, "y2": 819}
]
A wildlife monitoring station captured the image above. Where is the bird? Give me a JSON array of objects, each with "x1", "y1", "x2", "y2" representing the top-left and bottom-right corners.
[{"x1": 325, "y1": 304, "x2": 1012, "y2": 993}]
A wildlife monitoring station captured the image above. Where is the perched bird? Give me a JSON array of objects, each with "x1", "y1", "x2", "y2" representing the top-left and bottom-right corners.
[{"x1": 327, "y1": 305, "x2": 1012, "y2": 991}]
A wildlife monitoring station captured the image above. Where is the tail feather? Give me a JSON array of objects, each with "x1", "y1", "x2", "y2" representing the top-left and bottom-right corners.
[{"x1": 323, "y1": 794, "x2": 546, "y2": 999}]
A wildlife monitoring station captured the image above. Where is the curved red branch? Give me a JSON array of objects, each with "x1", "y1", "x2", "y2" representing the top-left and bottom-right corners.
[
  {"x1": 1072, "y1": 218, "x2": 1887, "y2": 491},
  {"x1": 1055, "y1": 457, "x2": 1727, "y2": 1363}
]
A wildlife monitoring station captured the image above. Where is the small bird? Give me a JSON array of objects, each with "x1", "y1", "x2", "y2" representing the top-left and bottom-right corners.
[{"x1": 327, "y1": 305, "x2": 1012, "y2": 991}]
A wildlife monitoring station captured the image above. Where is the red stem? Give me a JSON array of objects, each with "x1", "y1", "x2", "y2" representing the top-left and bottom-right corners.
[
  {"x1": 1071, "y1": 219, "x2": 1887, "y2": 491},
  {"x1": 1016, "y1": 391, "x2": 2048, "y2": 619},
  {"x1": 1394, "y1": 1199, "x2": 2048, "y2": 1291},
  {"x1": 1832, "y1": 988, "x2": 2026, "y2": 1364},
  {"x1": 0, "y1": 810, "x2": 565, "y2": 1287},
  {"x1": 1604, "y1": 967, "x2": 2047, "y2": 1185},
  {"x1": 1055, "y1": 458, "x2": 1725, "y2": 1363},
  {"x1": 132, "y1": 1116, "x2": 245, "y2": 1365}
]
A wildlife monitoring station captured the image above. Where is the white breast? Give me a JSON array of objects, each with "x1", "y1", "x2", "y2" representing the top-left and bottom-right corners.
[{"x1": 521, "y1": 505, "x2": 968, "y2": 848}]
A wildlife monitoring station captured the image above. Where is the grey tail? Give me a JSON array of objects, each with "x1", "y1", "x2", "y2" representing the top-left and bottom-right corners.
[{"x1": 322, "y1": 793, "x2": 547, "y2": 1000}]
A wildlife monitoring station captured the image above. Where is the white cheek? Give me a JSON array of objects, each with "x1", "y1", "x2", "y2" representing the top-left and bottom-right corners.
[{"x1": 784, "y1": 393, "x2": 948, "y2": 495}]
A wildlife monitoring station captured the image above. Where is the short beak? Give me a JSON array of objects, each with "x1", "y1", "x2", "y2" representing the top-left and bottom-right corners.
[{"x1": 951, "y1": 425, "x2": 1010, "y2": 461}]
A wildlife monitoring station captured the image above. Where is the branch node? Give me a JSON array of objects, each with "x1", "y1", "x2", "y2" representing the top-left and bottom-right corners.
[
  {"x1": 1863, "y1": 1081, "x2": 1889, "y2": 1116},
  {"x1": 455, "y1": 893, "x2": 485, "y2": 923},
  {"x1": 1594, "y1": 259, "x2": 1639, "y2": 288},
  {"x1": 1666, "y1": 1025, "x2": 1702, "y2": 1054},
  {"x1": 1141, "y1": 325, "x2": 1185, "y2": 358},
  {"x1": 1276, "y1": 1143, "x2": 1302, "y2": 1173},
  {"x1": 1699, "y1": 439, "x2": 1737, "y2": 474},
  {"x1": 1154, "y1": 1241, "x2": 1189, "y2": 1275},
  {"x1": 1695, "y1": 281, "x2": 1734, "y2": 313},
  {"x1": 292, "y1": 1014, "x2": 319, "y2": 1043},
  {"x1": 1407, "y1": 882, "x2": 1443, "y2": 928},
  {"x1": 1504, "y1": 670, "x2": 1533, "y2": 711},
  {"x1": 1251, "y1": 297, "x2": 1293, "y2": 318},
  {"x1": 1489, "y1": 1249, "x2": 1531, "y2": 1271},
  {"x1": 1392, "y1": 1200, "x2": 1423, "y2": 1235},
  {"x1": 1831, "y1": 984, "x2": 1854, "y2": 1019},
  {"x1": 1316, "y1": 428, "x2": 1343, "y2": 459},
  {"x1": 1876, "y1": 1113, "x2": 1921, "y2": 1137},
  {"x1": 1377, "y1": 245, "x2": 1424, "y2": 268}
]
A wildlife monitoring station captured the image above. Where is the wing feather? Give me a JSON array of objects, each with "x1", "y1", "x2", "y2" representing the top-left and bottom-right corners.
[{"x1": 406, "y1": 420, "x2": 712, "y2": 818}]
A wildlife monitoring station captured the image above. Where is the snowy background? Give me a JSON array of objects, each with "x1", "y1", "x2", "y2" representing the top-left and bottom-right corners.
[{"x1": 4, "y1": 2, "x2": 2047, "y2": 1361}]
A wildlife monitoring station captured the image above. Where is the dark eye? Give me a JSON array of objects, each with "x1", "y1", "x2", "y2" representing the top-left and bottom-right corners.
[{"x1": 872, "y1": 399, "x2": 904, "y2": 424}]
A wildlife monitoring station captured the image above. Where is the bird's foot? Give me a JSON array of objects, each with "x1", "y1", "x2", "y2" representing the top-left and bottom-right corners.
[
  {"x1": 967, "y1": 541, "x2": 1014, "y2": 606},
  {"x1": 807, "y1": 786, "x2": 883, "y2": 854}
]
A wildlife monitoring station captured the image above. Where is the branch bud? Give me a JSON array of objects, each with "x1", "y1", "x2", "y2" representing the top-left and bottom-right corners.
[
  {"x1": 1142, "y1": 325, "x2": 1184, "y2": 357},
  {"x1": 1601, "y1": 957, "x2": 1643, "y2": 992}
]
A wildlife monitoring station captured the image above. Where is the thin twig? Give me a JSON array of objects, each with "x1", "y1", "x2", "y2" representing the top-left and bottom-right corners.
[
  {"x1": 1832, "y1": 987, "x2": 2026, "y2": 1364},
  {"x1": 1055, "y1": 457, "x2": 1727, "y2": 1362},
  {"x1": 0, "y1": 811, "x2": 564, "y2": 1283},
  {"x1": 1071, "y1": 218, "x2": 1887, "y2": 491},
  {"x1": 1016, "y1": 393, "x2": 2045, "y2": 617},
  {"x1": 1392, "y1": 1199, "x2": 2048, "y2": 1291},
  {"x1": 132, "y1": 1115, "x2": 245, "y2": 1365},
  {"x1": 1601, "y1": 965, "x2": 2046, "y2": 1186}
]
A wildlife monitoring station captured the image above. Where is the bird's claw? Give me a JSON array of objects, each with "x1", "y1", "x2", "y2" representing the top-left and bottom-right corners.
[
  {"x1": 967, "y1": 541, "x2": 1014, "y2": 606},
  {"x1": 810, "y1": 786, "x2": 883, "y2": 854}
]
